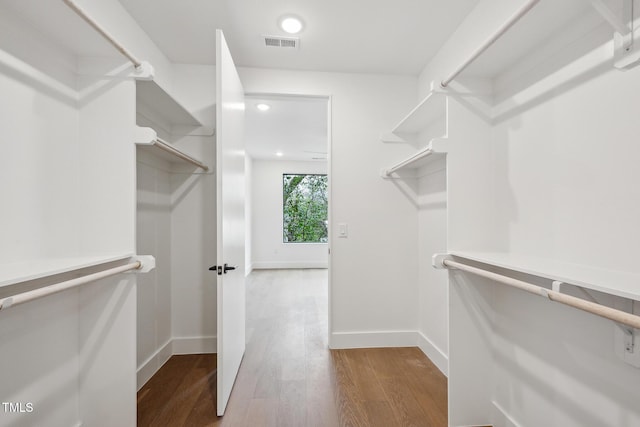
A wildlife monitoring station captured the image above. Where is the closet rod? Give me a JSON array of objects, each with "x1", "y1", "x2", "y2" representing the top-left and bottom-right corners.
[
  {"x1": 384, "y1": 147, "x2": 434, "y2": 177},
  {"x1": 441, "y1": 0, "x2": 540, "y2": 87},
  {"x1": 0, "y1": 261, "x2": 141, "y2": 311},
  {"x1": 63, "y1": 0, "x2": 143, "y2": 69},
  {"x1": 154, "y1": 137, "x2": 210, "y2": 171},
  {"x1": 442, "y1": 258, "x2": 640, "y2": 330}
]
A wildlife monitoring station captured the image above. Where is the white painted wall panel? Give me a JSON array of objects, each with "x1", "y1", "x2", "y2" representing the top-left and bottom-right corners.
[
  {"x1": 170, "y1": 168, "x2": 216, "y2": 343},
  {"x1": 417, "y1": 162, "x2": 449, "y2": 373},
  {"x1": 0, "y1": 291, "x2": 80, "y2": 427},
  {"x1": 136, "y1": 156, "x2": 172, "y2": 386}
]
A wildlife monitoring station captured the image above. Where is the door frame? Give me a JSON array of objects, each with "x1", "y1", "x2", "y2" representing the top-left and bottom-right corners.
[{"x1": 243, "y1": 91, "x2": 333, "y2": 346}]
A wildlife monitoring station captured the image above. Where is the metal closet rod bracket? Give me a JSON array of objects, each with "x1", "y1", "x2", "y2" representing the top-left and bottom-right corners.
[{"x1": 553, "y1": 280, "x2": 635, "y2": 352}]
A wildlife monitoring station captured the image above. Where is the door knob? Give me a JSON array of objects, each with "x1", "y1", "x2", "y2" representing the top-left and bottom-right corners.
[{"x1": 223, "y1": 264, "x2": 236, "y2": 274}]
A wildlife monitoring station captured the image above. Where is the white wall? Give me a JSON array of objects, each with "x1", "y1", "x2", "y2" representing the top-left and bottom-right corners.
[
  {"x1": 416, "y1": 0, "x2": 640, "y2": 424},
  {"x1": 136, "y1": 154, "x2": 173, "y2": 387},
  {"x1": 239, "y1": 67, "x2": 420, "y2": 348},
  {"x1": 416, "y1": 160, "x2": 449, "y2": 374},
  {"x1": 250, "y1": 159, "x2": 328, "y2": 270},
  {"x1": 169, "y1": 65, "x2": 217, "y2": 355}
]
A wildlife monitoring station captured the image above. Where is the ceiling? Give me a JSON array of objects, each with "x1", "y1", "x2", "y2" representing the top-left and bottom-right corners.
[
  {"x1": 245, "y1": 95, "x2": 328, "y2": 162},
  {"x1": 117, "y1": 0, "x2": 480, "y2": 75},
  {"x1": 114, "y1": 0, "x2": 478, "y2": 162}
]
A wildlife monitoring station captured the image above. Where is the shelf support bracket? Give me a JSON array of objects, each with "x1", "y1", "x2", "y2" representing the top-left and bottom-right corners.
[
  {"x1": 131, "y1": 61, "x2": 155, "y2": 81},
  {"x1": 553, "y1": 280, "x2": 640, "y2": 367},
  {"x1": 591, "y1": 0, "x2": 640, "y2": 69}
]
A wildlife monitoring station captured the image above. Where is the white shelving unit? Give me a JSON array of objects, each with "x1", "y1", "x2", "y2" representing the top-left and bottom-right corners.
[
  {"x1": 381, "y1": 85, "x2": 448, "y2": 178},
  {"x1": 449, "y1": 251, "x2": 640, "y2": 301}
]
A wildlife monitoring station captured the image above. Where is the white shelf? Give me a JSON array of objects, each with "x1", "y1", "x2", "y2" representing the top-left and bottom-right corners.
[
  {"x1": 136, "y1": 80, "x2": 203, "y2": 128},
  {"x1": 381, "y1": 89, "x2": 447, "y2": 142},
  {"x1": 0, "y1": 253, "x2": 133, "y2": 288},
  {"x1": 135, "y1": 126, "x2": 209, "y2": 172},
  {"x1": 449, "y1": 251, "x2": 640, "y2": 301},
  {"x1": 381, "y1": 139, "x2": 446, "y2": 178}
]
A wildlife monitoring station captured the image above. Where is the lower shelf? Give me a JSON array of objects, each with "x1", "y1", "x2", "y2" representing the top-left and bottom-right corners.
[
  {"x1": 0, "y1": 253, "x2": 134, "y2": 288},
  {"x1": 448, "y1": 251, "x2": 640, "y2": 301},
  {"x1": 381, "y1": 139, "x2": 447, "y2": 178}
]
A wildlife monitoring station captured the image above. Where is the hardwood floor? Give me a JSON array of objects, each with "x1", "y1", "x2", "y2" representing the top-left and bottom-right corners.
[{"x1": 137, "y1": 269, "x2": 448, "y2": 426}]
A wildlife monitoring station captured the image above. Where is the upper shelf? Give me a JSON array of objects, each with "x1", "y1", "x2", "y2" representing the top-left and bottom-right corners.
[
  {"x1": 135, "y1": 126, "x2": 210, "y2": 172},
  {"x1": 448, "y1": 251, "x2": 640, "y2": 301},
  {"x1": 136, "y1": 80, "x2": 203, "y2": 129},
  {"x1": 0, "y1": 253, "x2": 133, "y2": 290},
  {"x1": 381, "y1": 88, "x2": 447, "y2": 143}
]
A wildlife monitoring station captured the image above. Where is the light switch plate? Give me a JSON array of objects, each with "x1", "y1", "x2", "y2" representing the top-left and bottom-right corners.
[{"x1": 338, "y1": 223, "x2": 348, "y2": 238}]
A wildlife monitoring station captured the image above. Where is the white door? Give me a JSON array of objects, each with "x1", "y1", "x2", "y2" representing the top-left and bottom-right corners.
[{"x1": 215, "y1": 29, "x2": 245, "y2": 416}]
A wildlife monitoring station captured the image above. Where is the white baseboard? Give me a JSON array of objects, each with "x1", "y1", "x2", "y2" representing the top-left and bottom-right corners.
[
  {"x1": 252, "y1": 261, "x2": 328, "y2": 269},
  {"x1": 172, "y1": 336, "x2": 217, "y2": 355},
  {"x1": 330, "y1": 330, "x2": 419, "y2": 349},
  {"x1": 417, "y1": 331, "x2": 448, "y2": 376},
  {"x1": 137, "y1": 336, "x2": 216, "y2": 390},
  {"x1": 137, "y1": 339, "x2": 172, "y2": 390}
]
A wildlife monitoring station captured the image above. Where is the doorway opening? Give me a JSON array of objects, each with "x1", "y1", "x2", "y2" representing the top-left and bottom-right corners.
[{"x1": 244, "y1": 92, "x2": 331, "y2": 342}]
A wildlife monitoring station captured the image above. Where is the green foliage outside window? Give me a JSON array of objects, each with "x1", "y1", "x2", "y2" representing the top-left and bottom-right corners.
[{"x1": 283, "y1": 174, "x2": 328, "y2": 243}]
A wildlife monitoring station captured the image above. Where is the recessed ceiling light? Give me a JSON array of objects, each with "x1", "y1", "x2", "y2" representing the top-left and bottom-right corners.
[
  {"x1": 276, "y1": 152, "x2": 284, "y2": 157},
  {"x1": 256, "y1": 103, "x2": 271, "y2": 111},
  {"x1": 279, "y1": 16, "x2": 303, "y2": 34}
]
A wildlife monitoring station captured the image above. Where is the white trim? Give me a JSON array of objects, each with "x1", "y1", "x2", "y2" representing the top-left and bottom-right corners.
[
  {"x1": 246, "y1": 263, "x2": 254, "y2": 276},
  {"x1": 492, "y1": 401, "x2": 524, "y2": 427},
  {"x1": 330, "y1": 330, "x2": 419, "y2": 349},
  {"x1": 252, "y1": 261, "x2": 328, "y2": 269},
  {"x1": 137, "y1": 339, "x2": 172, "y2": 390},
  {"x1": 172, "y1": 336, "x2": 217, "y2": 355},
  {"x1": 417, "y1": 331, "x2": 449, "y2": 376}
]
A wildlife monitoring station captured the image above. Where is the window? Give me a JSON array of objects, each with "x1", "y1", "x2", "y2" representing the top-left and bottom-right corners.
[{"x1": 283, "y1": 174, "x2": 328, "y2": 243}]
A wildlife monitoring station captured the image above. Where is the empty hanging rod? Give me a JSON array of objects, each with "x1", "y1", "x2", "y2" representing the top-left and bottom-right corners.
[
  {"x1": 154, "y1": 138, "x2": 210, "y2": 171},
  {"x1": 384, "y1": 147, "x2": 434, "y2": 177},
  {"x1": 442, "y1": 258, "x2": 640, "y2": 330},
  {"x1": 441, "y1": 0, "x2": 541, "y2": 87},
  {"x1": 0, "y1": 261, "x2": 141, "y2": 311},
  {"x1": 63, "y1": 0, "x2": 143, "y2": 69}
]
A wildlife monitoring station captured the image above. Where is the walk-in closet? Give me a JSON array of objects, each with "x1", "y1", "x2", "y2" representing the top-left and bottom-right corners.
[{"x1": 3, "y1": 0, "x2": 640, "y2": 426}]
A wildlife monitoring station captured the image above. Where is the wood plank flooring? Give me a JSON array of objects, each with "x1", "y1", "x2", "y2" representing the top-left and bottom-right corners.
[{"x1": 137, "y1": 269, "x2": 448, "y2": 426}]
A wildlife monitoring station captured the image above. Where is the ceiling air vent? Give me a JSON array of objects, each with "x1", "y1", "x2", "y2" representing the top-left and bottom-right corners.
[{"x1": 263, "y1": 35, "x2": 299, "y2": 49}]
